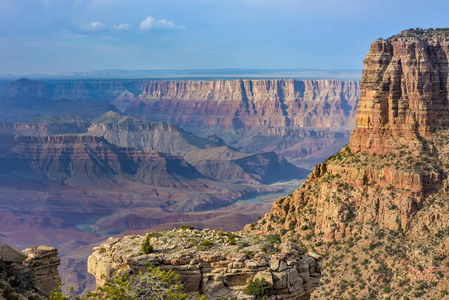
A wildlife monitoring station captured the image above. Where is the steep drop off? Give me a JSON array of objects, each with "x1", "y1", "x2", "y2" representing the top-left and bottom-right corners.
[{"x1": 244, "y1": 29, "x2": 449, "y2": 299}]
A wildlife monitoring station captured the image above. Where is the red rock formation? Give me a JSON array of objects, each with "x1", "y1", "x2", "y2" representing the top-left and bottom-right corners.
[
  {"x1": 244, "y1": 29, "x2": 449, "y2": 299},
  {"x1": 126, "y1": 79, "x2": 359, "y2": 162},
  {"x1": 130, "y1": 79, "x2": 359, "y2": 129},
  {"x1": 350, "y1": 29, "x2": 449, "y2": 155}
]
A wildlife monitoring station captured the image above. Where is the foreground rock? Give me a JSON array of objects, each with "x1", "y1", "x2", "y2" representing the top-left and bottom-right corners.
[
  {"x1": 244, "y1": 28, "x2": 449, "y2": 299},
  {"x1": 0, "y1": 243, "x2": 60, "y2": 299},
  {"x1": 88, "y1": 229, "x2": 321, "y2": 299}
]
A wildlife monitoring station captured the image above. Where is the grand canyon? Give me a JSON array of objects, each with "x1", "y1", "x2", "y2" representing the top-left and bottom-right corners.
[
  {"x1": 0, "y1": 76, "x2": 359, "y2": 295},
  {"x1": 2, "y1": 3, "x2": 449, "y2": 298}
]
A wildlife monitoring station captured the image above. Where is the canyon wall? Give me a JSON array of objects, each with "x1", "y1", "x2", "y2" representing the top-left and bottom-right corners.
[
  {"x1": 131, "y1": 79, "x2": 359, "y2": 129},
  {"x1": 244, "y1": 29, "x2": 449, "y2": 299},
  {"x1": 0, "y1": 78, "x2": 360, "y2": 164},
  {"x1": 126, "y1": 79, "x2": 360, "y2": 162}
]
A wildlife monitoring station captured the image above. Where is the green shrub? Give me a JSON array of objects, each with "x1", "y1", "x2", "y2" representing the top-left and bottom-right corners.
[
  {"x1": 197, "y1": 239, "x2": 213, "y2": 250},
  {"x1": 243, "y1": 278, "x2": 273, "y2": 299},
  {"x1": 178, "y1": 225, "x2": 195, "y2": 230},
  {"x1": 142, "y1": 234, "x2": 154, "y2": 254},
  {"x1": 228, "y1": 233, "x2": 236, "y2": 245},
  {"x1": 265, "y1": 234, "x2": 281, "y2": 244}
]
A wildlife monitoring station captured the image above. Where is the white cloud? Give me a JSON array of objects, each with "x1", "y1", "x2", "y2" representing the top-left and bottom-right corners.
[
  {"x1": 81, "y1": 21, "x2": 132, "y2": 32},
  {"x1": 90, "y1": 21, "x2": 108, "y2": 31},
  {"x1": 139, "y1": 16, "x2": 184, "y2": 31},
  {"x1": 81, "y1": 21, "x2": 108, "y2": 32},
  {"x1": 111, "y1": 23, "x2": 132, "y2": 31}
]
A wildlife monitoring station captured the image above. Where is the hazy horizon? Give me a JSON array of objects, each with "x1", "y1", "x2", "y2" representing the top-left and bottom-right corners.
[{"x1": 2, "y1": 0, "x2": 449, "y2": 75}]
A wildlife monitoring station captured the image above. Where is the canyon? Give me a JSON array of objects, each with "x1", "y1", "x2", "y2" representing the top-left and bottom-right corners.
[
  {"x1": 0, "y1": 76, "x2": 359, "y2": 295},
  {"x1": 5, "y1": 28, "x2": 449, "y2": 300}
]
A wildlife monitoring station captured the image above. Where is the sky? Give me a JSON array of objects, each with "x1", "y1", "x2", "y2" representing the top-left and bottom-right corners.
[{"x1": 1, "y1": 0, "x2": 449, "y2": 75}]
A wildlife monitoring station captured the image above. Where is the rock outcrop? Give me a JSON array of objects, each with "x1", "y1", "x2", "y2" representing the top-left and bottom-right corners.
[
  {"x1": 244, "y1": 29, "x2": 449, "y2": 299},
  {"x1": 0, "y1": 243, "x2": 60, "y2": 299},
  {"x1": 23, "y1": 246, "x2": 61, "y2": 296},
  {"x1": 350, "y1": 29, "x2": 449, "y2": 155},
  {"x1": 88, "y1": 229, "x2": 321, "y2": 299}
]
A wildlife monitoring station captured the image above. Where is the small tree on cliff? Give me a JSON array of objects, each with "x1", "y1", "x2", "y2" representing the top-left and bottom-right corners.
[{"x1": 50, "y1": 266, "x2": 205, "y2": 300}]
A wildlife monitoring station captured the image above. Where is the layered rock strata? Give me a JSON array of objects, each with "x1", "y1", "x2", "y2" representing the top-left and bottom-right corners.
[
  {"x1": 126, "y1": 79, "x2": 359, "y2": 162},
  {"x1": 350, "y1": 29, "x2": 449, "y2": 155},
  {"x1": 88, "y1": 230, "x2": 321, "y2": 299},
  {"x1": 23, "y1": 246, "x2": 62, "y2": 296},
  {"x1": 244, "y1": 29, "x2": 449, "y2": 299},
  {"x1": 0, "y1": 243, "x2": 60, "y2": 298},
  {"x1": 132, "y1": 79, "x2": 359, "y2": 129}
]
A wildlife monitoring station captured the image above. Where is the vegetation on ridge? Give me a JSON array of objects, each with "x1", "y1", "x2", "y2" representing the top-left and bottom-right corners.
[
  {"x1": 244, "y1": 130, "x2": 449, "y2": 299},
  {"x1": 50, "y1": 266, "x2": 205, "y2": 300}
]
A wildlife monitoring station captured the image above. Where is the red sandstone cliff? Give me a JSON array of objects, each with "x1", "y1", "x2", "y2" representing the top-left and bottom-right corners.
[
  {"x1": 350, "y1": 29, "x2": 449, "y2": 154},
  {"x1": 133, "y1": 79, "x2": 358, "y2": 129},
  {"x1": 245, "y1": 29, "x2": 449, "y2": 299},
  {"x1": 126, "y1": 79, "x2": 360, "y2": 163}
]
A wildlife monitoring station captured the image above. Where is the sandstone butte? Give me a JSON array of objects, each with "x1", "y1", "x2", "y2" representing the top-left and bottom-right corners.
[{"x1": 241, "y1": 28, "x2": 449, "y2": 299}]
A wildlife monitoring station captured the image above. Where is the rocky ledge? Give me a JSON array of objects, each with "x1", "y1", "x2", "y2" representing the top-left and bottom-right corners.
[
  {"x1": 87, "y1": 228, "x2": 321, "y2": 299},
  {"x1": 0, "y1": 243, "x2": 60, "y2": 299}
]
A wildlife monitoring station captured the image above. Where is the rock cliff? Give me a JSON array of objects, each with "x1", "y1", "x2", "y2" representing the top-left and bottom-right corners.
[
  {"x1": 244, "y1": 29, "x2": 449, "y2": 299},
  {"x1": 88, "y1": 229, "x2": 321, "y2": 299},
  {"x1": 0, "y1": 243, "x2": 60, "y2": 299},
  {"x1": 0, "y1": 78, "x2": 360, "y2": 166},
  {"x1": 350, "y1": 29, "x2": 449, "y2": 155},
  {"x1": 132, "y1": 79, "x2": 358, "y2": 129},
  {"x1": 126, "y1": 79, "x2": 360, "y2": 163}
]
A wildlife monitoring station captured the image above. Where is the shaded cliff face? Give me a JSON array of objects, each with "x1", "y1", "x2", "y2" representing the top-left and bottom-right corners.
[
  {"x1": 87, "y1": 111, "x2": 225, "y2": 156},
  {"x1": 126, "y1": 79, "x2": 360, "y2": 161},
  {"x1": 244, "y1": 30, "x2": 449, "y2": 299},
  {"x1": 0, "y1": 243, "x2": 60, "y2": 299},
  {"x1": 350, "y1": 30, "x2": 449, "y2": 155},
  {"x1": 87, "y1": 112, "x2": 306, "y2": 184}
]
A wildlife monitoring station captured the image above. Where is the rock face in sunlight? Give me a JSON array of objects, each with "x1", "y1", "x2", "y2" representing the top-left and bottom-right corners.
[
  {"x1": 350, "y1": 29, "x2": 449, "y2": 154},
  {"x1": 243, "y1": 29, "x2": 449, "y2": 299},
  {"x1": 88, "y1": 230, "x2": 321, "y2": 299}
]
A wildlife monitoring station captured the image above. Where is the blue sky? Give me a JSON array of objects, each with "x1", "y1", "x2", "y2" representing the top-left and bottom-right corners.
[{"x1": 1, "y1": 0, "x2": 449, "y2": 75}]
